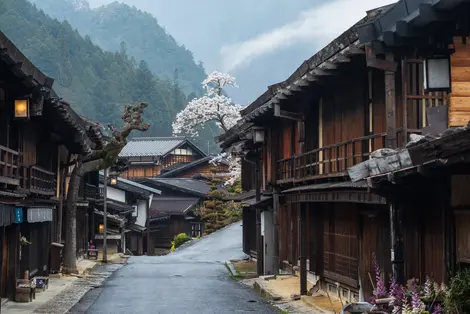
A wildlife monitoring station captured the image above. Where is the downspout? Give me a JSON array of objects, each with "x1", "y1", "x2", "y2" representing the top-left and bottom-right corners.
[{"x1": 243, "y1": 153, "x2": 262, "y2": 276}]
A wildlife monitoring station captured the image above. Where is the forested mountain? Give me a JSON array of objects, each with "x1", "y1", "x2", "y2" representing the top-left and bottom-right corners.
[
  {"x1": 28, "y1": 0, "x2": 207, "y2": 96},
  {"x1": 0, "y1": 0, "x2": 218, "y2": 151}
]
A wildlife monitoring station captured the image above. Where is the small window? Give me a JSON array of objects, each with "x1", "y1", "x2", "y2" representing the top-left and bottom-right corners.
[
  {"x1": 342, "y1": 288, "x2": 349, "y2": 299},
  {"x1": 180, "y1": 148, "x2": 187, "y2": 155},
  {"x1": 174, "y1": 148, "x2": 181, "y2": 155},
  {"x1": 186, "y1": 147, "x2": 192, "y2": 155}
]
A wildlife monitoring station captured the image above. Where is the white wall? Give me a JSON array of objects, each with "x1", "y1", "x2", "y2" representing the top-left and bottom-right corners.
[
  {"x1": 100, "y1": 184, "x2": 126, "y2": 203},
  {"x1": 135, "y1": 199, "x2": 148, "y2": 227}
]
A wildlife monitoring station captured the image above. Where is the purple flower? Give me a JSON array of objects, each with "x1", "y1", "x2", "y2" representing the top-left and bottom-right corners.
[
  {"x1": 408, "y1": 279, "x2": 425, "y2": 314},
  {"x1": 432, "y1": 304, "x2": 443, "y2": 314},
  {"x1": 424, "y1": 276, "x2": 434, "y2": 298},
  {"x1": 372, "y1": 253, "x2": 387, "y2": 298},
  {"x1": 389, "y1": 275, "x2": 404, "y2": 307}
]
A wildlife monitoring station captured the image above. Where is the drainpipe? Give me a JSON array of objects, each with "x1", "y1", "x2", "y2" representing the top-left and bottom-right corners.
[{"x1": 243, "y1": 154, "x2": 263, "y2": 276}]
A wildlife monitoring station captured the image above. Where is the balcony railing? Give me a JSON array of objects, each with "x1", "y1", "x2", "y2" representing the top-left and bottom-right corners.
[
  {"x1": 0, "y1": 145, "x2": 20, "y2": 185},
  {"x1": 84, "y1": 183, "x2": 99, "y2": 199},
  {"x1": 277, "y1": 133, "x2": 387, "y2": 183},
  {"x1": 27, "y1": 165, "x2": 56, "y2": 196}
]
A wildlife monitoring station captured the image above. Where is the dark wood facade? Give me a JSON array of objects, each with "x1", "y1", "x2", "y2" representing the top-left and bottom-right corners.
[
  {"x1": 119, "y1": 138, "x2": 208, "y2": 180},
  {"x1": 218, "y1": 0, "x2": 470, "y2": 303},
  {"x1": 0, "y1": 31, "x2": 102, "y2": 301}
]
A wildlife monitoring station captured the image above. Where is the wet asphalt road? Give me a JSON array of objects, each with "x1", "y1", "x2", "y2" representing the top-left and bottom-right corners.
[{"x1": 69, "y1": 224, "x2": 278, "y2": 314}]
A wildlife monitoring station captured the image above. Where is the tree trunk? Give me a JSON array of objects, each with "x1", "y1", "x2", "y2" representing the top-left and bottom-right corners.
[
  {"x1": 57, "y1": 154, "x2": 70, "y2": 243},
  {"x1": 62, "y1": 158, "x2": 84, "y2": 274},
  {"x1": 62, "y1": 157, "x2": 113, "y2": 274}
]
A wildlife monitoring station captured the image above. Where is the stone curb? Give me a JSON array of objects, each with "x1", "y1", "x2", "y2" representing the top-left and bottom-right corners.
[
  {"x1": 224, "y1": 260, "x2": 239, "y2": 277},
  {"x1": 252, "y1": 280, "x2": 282, "y2": 301}
]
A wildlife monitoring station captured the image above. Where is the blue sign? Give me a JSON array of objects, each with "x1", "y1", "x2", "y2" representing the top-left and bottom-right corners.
[{"x1": 14, "y1": 207, "x2": 23, "y2": 223}]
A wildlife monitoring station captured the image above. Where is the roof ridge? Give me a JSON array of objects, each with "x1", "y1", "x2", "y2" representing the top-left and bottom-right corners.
[{"x1": 130, "y1": 136, "x2": 186, "y2": 141}]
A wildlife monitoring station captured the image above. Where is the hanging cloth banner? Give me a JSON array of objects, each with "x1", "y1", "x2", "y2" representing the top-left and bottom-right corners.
[{"x1": 27, "y1": 207, "x2": 53, "y2": 223}]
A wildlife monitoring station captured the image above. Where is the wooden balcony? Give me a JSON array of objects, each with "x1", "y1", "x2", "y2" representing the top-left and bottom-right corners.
[
  {"x1": 25, "y1": 165, "x2": 56, "y2": 196},
  {"x1": 84, "y1": 183, "x2": 99, "y2": 199},
  {"x1": 0, "y1": 145, "x2": 20, "y2": 186},
  {"x1": 277, "y1": 133, "x2": 387, "y2": 184}
]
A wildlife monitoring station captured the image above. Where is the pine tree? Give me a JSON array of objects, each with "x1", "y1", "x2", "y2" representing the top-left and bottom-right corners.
[{"x1": 202, "y1": 167, "x2": 228, "y2": 235}]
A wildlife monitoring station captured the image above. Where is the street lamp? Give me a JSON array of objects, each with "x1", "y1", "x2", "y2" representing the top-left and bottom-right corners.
[
  {"x1": 423, "y1": 56, "x2": 451, "y2": 92},
  {"x1": 14, "y1": 98, "x2": 30, "y2": 119}
]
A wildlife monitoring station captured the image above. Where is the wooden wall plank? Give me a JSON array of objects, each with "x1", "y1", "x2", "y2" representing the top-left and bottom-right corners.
[{"x1": 450, "y1": 37, "x2": 470, "y2": 127}]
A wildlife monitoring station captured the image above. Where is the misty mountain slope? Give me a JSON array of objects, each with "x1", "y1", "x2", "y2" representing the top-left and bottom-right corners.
[
  {"x1": 29, "y1": 0, "x2": 207, "y2": 96},
  {"x1": 0, "y1": 0, "x2": 187, "y2": 137}
]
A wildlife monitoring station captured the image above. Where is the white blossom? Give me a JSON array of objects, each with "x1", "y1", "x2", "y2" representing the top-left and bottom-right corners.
[
  {"x1": 172, "y1": 71, "x2": 242, "y2": 137},
  {"x1": 210, "y1": 152, "x2": 241, "y2": 186}
]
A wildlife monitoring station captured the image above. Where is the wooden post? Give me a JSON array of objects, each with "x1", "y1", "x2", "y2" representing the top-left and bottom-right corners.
[
  {"x1": 389, "y1": 201, "x2": 404, "y2": 284},
  {"x1": 300, "y1": 203, "x2": 307, "y2": 295},
  {"x1": 401, "y1": 58, "x2": 408, "y2": 146},
  {"x1": 255, "y1": 151, "x2": 263, "y2": 276},
  {"x1": 385, "y1": 53, "x2": 397, "y2": 149},
  {"x1": 273, "y1": 192, "x2": 280, "y2": 275}
]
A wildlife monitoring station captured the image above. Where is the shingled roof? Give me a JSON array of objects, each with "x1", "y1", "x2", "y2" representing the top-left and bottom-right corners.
[
  {"x1": 138, "y1": 178, "x2": 220, "y2": 197},
  {"x1": 119, "y1": 137, "x2": 206, "y2": 158},
  {"x1": 149, "y1": 197, "x2": 199, "y2": 218}
]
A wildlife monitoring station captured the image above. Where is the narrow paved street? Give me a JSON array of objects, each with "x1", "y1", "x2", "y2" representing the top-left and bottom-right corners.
[{"x1": 69, "y1": 224, "x2": 278, "y2": 314}]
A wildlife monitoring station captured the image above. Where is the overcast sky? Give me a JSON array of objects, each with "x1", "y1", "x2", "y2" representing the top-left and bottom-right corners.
[{"x1": 86, "y1": 0, "x2": 395, "y2": 104}]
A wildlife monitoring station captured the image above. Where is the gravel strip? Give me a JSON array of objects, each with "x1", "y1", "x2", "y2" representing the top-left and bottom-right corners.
[{"x1": 33, "y1": 264, "x2": 123, "y2": 314}]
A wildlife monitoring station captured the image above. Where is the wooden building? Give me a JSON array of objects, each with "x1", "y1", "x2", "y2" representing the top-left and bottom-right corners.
[
  {"x1": 97, "y1": 173, "x2": 161, "y2": 256},
  {"x1": 217, "y1": 0, "x2": 470, "y2": 303},
  {"x1": 0, "y1": 31, "x2": 101, "y2": 301},
  {"x1": 118, "y1": 137, "x2": 207, "y2": 179},
  {"x1": 138, "y1": 178, "x2": 208, "y2": 248},
  {"x1": 159, "y1": 155, "x2": 229, "y2": 180}
]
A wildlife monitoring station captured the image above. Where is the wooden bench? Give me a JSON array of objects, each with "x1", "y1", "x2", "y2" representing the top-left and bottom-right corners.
[
  {"x1": 33, "y1": 276, "x2": 49, "y2": 292},
  {"x1": 15, "y1": 279, "x2": 36, "y2": 302},
  {"x1": 87, "y1": 248, "x2": 99, "y2": 260}
]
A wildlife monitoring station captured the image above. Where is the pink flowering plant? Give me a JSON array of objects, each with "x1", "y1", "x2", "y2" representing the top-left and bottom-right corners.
[{"x1": 369, "y1": 253, "x2": 448, "y2": 314}]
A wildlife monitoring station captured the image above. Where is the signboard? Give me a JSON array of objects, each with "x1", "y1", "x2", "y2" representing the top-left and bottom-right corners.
[{"x1": 14, "y1": 208, "x2": 23, "y2": 224}]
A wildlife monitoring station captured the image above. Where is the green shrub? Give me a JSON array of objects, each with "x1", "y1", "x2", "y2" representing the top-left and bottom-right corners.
[
  {"x1": 445, "y1": 269, "x2": 470, "y2": 313},
  {"x1": 173, "y1": 233, "x2": 190, "y2": 249}
]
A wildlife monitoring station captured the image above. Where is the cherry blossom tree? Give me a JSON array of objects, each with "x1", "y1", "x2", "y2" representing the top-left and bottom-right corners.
[
  {"x1": 172, "y1": 71, "x2": 242, "y2": 136},
  {"x1": 210, "y1": 152, "x2": 241, "y2": 186},
  {"x1": 173, "y1": 71, "x2": 242, "y2": 186}
]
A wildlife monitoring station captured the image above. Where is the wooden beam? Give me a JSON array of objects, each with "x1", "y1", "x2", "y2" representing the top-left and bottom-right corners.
[
  {"x1": 274, "y1": 104, "x2": 303, "y2": 121},
  {"x1": 10, "y1": 62, "x2": 23, "y2": 71},
  {"x1": 385, "y1": 52, "x2": 397, "y2": 149},
  {"x1": 334, "y1": 54, "x2": 351, "y2": 63},
  {"x1": 346, "y1": 45, "x2": 364, "y2": 55},
  {"x1": 312, "y1": 68, "x2": 331, "y2": 76},
  {"x1": 299, "y1": 204, "x2": 307, "y2": 295},
  {"x1": 395, "y1": 21, "x2": 417, "y2": 38},
  {"x1": 383, "y1": 31, "x2": 403, "y2": 47},
  {"x1": 295, "y1": 79, "x2": 309, "y2": 87},
  {"x1": 306, "y1": 74, "x2": 317, "y2": 82},
  {"x1": 321, "y1": 61, "x2": 337, "y2": 70},
  {"x1": 365, "y1": 45, "x2": 398, "y2": 72}
]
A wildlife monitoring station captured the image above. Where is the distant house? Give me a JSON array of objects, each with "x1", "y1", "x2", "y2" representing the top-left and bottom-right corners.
[
  {"x1": 118, "y1": 137, "x2": 207, "y2": 179},
  {"x1": 159, "y1": 155, "x2": 230, "y2": 179},
  {"x1": 138, "y1": 178, "x2": 216, "y2": 248},
  {"x1": 97, "y1": 173, "x2": 162, "y2": 256}
]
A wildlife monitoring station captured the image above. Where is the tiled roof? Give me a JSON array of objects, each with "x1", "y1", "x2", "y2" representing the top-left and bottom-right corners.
[
  {"x1": 159, "y1": 156, "x2": 228, "y2": 178},
  {"x1": 119, "y1": 137, "x2": 187, "y2": 157},
  {"x1": 143, "y1": 178, "x2": 213, "y2": 197},
  {"x1": 149, "y1": 197, "x2": 199, "y2": 218}
]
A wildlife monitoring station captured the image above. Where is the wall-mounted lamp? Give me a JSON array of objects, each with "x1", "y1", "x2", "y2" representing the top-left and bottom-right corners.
[
  {"x1": 423, "y1": 56, "x2": 451, "y2": 92},
  {"x1": 252, "y1": 127, "x2": 265, "y2": 144},
  {"x1": 14, "y1": 99, "x2": 30, "y2": 119},
  {"x1": 110, "y1": 176, "x2": 117, "y2": 185},
  {"x1": 98, "y1": 224, "x2": 104, "y2": 233}
]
